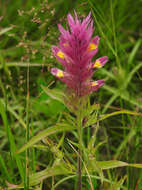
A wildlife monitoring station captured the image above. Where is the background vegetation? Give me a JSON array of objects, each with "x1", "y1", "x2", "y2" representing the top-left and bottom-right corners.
[{"x1": 0, "y1": 0, "x2": 142, "y2": 189}]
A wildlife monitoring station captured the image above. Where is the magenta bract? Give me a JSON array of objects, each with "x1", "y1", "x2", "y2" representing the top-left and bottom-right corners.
[{"x1": 51, "y1": 12, "x2": 108, "y2": 97}]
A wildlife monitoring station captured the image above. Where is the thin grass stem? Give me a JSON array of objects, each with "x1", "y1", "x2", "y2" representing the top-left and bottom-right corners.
[{"x1": 25, "y1": 61, "x2": 30, "y2": 190}]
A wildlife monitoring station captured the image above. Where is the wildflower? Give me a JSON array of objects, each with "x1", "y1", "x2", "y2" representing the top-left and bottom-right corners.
[{"x1": 51, "y1": 12, "x2": 108, "y2": 97}]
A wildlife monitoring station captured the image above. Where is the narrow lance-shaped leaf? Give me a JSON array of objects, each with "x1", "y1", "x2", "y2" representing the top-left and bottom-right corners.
[{"x1": 16, "y1": 123, "x2": 75, "y2": 154}]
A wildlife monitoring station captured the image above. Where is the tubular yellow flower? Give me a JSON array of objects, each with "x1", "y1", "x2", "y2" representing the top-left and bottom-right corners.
[
  {"x1": 56, "y1": 70, "x2": 64, "y2": 77},
  {"x1": 93, "y1": 61, "x2": 102, "y2": 68},
  {"x1": 92, "y1": 81, "x2": 98, "y2": 86},
  {"x1": 88, "y1": 43, "x2": 97, "y2": 52},
  {"x1": 57, "y1": 51, "x2": 65, "y2": 59}
]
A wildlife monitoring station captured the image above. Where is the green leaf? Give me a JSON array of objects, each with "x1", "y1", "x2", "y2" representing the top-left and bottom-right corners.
[
  {"x1": 128, "y1": 39, "x2": 141, "y2": 65},
  {"x1": 103, "y1": 85, "x2": 142, "y2": 110},
  {"x1": 42, "y1": 86, "x2": 65, "y2": 104},
  {"x1": 114, "y1": 129, "x2": 136, "y2": 159},
  {"x1": 0, "y1": 154, "x2": 11, "y2": 182},
  {"x1": 88, "y1": 156, "x2": 104, "y2": 183},
  {"x1": 125, "y1": 62, "x2": 142, "y2": 87},
  {"x1": 8, "y1": 161, "x2": 74, "y2": 188},
  {"x1": 84, "y1": 111, "x2": 98, "y2": 127},
  {"x1": 129, "y1": 164, "x2": 142, "y2": 168},
  {"x1": 57, "y1": 133, "x2": 65, "y2": 149},
  {"x1": 97, "y1": 160, "x2": 142, "y2": 170},
  {"x1": 99, "y1": 109, "x2": 142, "y2": 122},
  {"x1": 97, "y1": 160, "x2": 128, "y2": 170},
  {"x1": 67, "y1": 138, "x2": 80, "y2": 149},
  {"x1": 29, "y1": 161, "x2": 74, "y2": 186},
  {"x1": 0, "y1": 99, "x2": 24, "y2": 181},
  {"x1": 33, "y1": 99, "x2": 65, "y2": 116},
  {"x1": 16, "y1": 123, "x2": 75, "y2": 154}
]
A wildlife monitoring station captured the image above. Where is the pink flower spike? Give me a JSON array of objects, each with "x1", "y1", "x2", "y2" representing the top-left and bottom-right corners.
[{"x1": 51, "y1": 12, "x2": 108, "y2": 97}]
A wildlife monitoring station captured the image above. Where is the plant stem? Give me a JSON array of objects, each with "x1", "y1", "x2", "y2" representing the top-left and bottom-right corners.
[
  {"x1": 78, "y1": 146, "x2": 82, "y2": 190},
  {"x1": 77, "y1": 107, "x2": 83, "y2": 190},
  {"x1": 25, "y1": 60, "x2": 30, "y2": 190}
]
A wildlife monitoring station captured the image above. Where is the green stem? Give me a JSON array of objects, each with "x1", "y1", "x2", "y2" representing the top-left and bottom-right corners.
[
  {"x1": 25, "y1": 61, "x2": 30, "y2": 190},
  {"x1": 77, "y1": 107, "x2": 83, "y2": 190}
]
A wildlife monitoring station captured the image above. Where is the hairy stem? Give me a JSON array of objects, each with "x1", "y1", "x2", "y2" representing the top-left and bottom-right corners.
[
  {"x1": 78, "y1": 144, "x2": 82, "y2": 190},
  {"x1": 77, "y1": 107, "x2": 83, "y2": 190}
]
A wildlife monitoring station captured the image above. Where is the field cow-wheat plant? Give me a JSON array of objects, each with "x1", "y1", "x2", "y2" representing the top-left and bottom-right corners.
[{"x1": 0, "y1": 1, "x2": 142, "y2": 190}]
